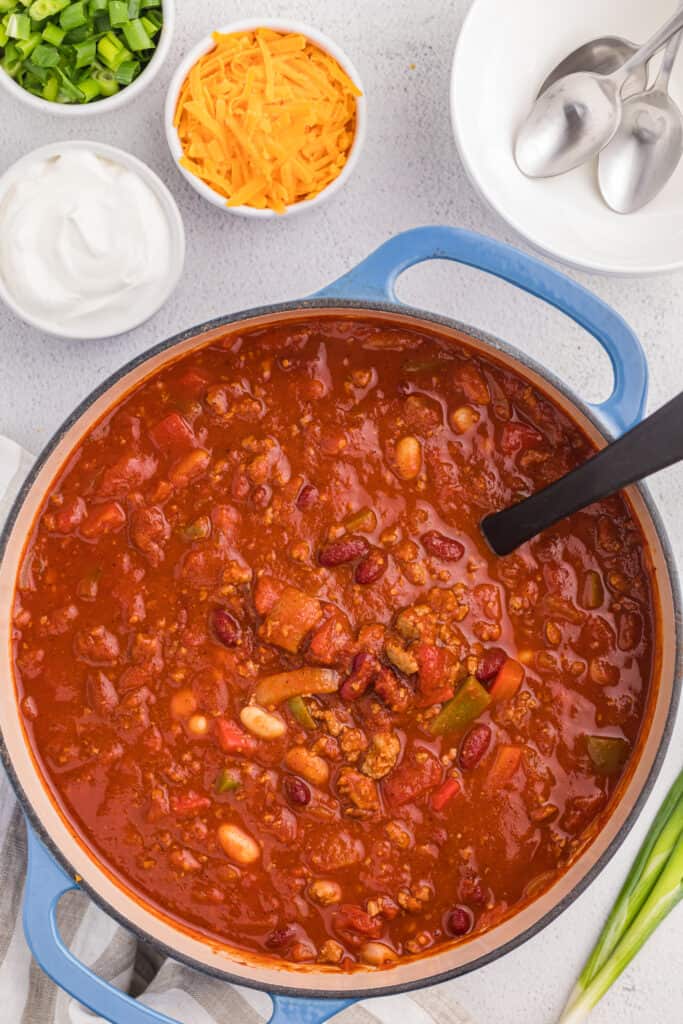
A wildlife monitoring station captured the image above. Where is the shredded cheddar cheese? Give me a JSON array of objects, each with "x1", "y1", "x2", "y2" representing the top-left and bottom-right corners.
[{"x1": 174, "y1": 28, "x2": 362, "y2": 214}]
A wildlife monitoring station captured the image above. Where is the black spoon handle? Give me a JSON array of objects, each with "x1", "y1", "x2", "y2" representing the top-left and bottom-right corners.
[{"x1": 482, "y1": 390, "x2": 683, "y2": 557}]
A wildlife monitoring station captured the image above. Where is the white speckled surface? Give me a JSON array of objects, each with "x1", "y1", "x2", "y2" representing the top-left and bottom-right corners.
[{"x1": 0, "y1": 1, "x2": 682, "y2": 1021}]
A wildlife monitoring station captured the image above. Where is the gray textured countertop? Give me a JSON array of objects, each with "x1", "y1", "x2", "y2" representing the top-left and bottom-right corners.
[{"x1": 1, "y1": 1, "x2": 682, "y2": 1022}]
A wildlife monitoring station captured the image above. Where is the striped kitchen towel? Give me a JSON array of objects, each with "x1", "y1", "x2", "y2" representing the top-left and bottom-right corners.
[{"x1": 0, "y1": 435, "x2": 475, "y2": 1024}]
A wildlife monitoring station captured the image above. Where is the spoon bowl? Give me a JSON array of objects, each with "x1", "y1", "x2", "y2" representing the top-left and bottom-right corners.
[
  {"x1": 515, "y1": 5, "x2": 683, "y2": 179},
  {"x1": 538, "y1": 36, "x2": 647, "y2": 97},
  {"x1": 516, "y1": 72, "x2": 622, "y2": 177},
  {"x1": 598, "y1": 27, "x2": 683, "y2": 213},
  {"x1": 599, "y1": 91, "x2": 683, "y2": 210}
]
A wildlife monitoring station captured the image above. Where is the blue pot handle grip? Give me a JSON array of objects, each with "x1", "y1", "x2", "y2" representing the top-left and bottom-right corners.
[
  {"x1": 23, "y1": 825, "x2": 352, "y2": 1024},
  {"x1": 314, "y1": 226, "x2": 648, "y2": 435}
]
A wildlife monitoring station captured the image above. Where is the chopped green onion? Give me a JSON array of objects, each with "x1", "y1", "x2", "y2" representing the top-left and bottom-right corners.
[
  {"x1": 121, "y1": 15, "x2": 150, "y2": 50},
  {"x1": 22, "y1": 54, "x2": 47, "y2": 78},
  {"x1": 139, "y1": 13, "x2": 156, "y2": 36},
  {"x1": 96, "y1": 31, "x2": 118, "y2": 66},
  {"x1": 92, "y1": 63, "x2": 117, "y2": 94},
  {"x1": 559, "y1": 768, "x2": 683, "y2": 1023},
  {"x1": 41, "y1": 69, "x2": 57, "y2": 97},
  {"x1": 16, "y1": 29, "x2": 40, "y2": 55},
  {"x1": 107, "y1": 0, "x2": 126, "y2": 24},
  {"x1": 64, "y1": 21, "x2": 88, "y2": 40},
  {"x1": 29, "y1": 0, "x2": 68, "y2": 18},
  {"x1": 72, "y1": 34, "x2": 93, "y2": 65},
  {"x1": 55, "y1": 64, "x2": 82, "y2": 99},
  {"x1": 77, "y1": 74, "x2": 99, "y2": 100},
  {"x1": 58, "y1": 1, "x2": 85, "y2": 30},
  {"x1": 1, "y1": 39, "x2": 21, "y2": 74},
  {"x1": 40, "y1": 19, "x2": 63, "y2": 43},
  {"x1": 7, "y1": 11, "x2": 30, "y2": 37},
  {"x1": 113, "y1": 56, "x2": 135, "y2": 82},
  {"x1": 0, "y1": 0, "x2": 161, "y2": 101},
  {"x1": 31, "y1": 39, "x2": 58, "y2": 63}
]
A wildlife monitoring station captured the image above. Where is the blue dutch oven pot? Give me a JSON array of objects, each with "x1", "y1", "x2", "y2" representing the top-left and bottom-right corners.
[{"x1": 1, "y1": 227, "x2": 680, "y2": 1024}]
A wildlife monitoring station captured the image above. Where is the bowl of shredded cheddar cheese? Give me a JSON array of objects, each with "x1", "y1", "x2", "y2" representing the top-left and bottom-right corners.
[{"x1": 164, "y1": 20, "x2": 366, "y2": 217}]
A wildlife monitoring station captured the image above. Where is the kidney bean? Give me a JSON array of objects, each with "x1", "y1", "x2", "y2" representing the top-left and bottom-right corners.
[
  {"x1": 476, "y1": 647, "x2": 507, "y2": 683},
  {"x1": 284, "y1": 775, "x2": 311, "y2": 807},
  {"x1": 297, "y1": 483, "x2": 318, "y2": 510},
  {"x1": 319, "y1": 535, "x2": 369, "y2": 567},
  {"x1": 354, "y1": 548, "x2": 388, "y2": 585},
  {"x1": 421, "y1": 530, "x2": 465, "y2": 562},
  {"x1": 212, "y1": 608, "x2": 241, "y2": 647},
  {"x1": 340, "y1": 652, "x2": 379, "y2": 700},
  {"x1": 447, "y1": 906, "x2": 473, "y2": 936},
  {"x1": 459, "y1": 724, "x2": 492, "y2": 770}
]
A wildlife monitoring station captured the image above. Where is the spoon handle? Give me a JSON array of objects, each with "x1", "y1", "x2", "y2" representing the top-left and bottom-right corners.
[
  {"x1": 656, "y1": 26, "x2": 683, "y2": 89},
  {"x1": 481, "y1": 391, "x2": 683, "y2": 556},
  {"x1": 621, "y1": 8, "x2": 683, "y2": 75}
]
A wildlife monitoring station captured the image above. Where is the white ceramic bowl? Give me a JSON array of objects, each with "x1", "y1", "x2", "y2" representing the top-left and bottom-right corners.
[
  {"x1": 0, "y1": 0, "x2": 174, "y2": 116},
  {"x1": 451, "y1": 0, "x2": 683, "y2": 275},
  {"x1": 164, "y1": 18, "x2": 367, "y2": 218},
  {"x1": 0, "y1": 141, "x2": 185, "y2": 339}
]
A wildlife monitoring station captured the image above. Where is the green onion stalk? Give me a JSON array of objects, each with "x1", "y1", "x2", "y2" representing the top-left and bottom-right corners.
[{"x1": 559, "y1": 767, "x2": 683, "y2": 1022}]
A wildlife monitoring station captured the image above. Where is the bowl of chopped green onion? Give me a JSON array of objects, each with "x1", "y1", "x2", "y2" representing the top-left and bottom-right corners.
[{"x1": 0, "y1": 0, "x2": 172, "y2": 112}]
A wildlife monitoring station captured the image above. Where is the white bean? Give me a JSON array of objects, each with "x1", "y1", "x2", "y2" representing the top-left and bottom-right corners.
[
  {"x1": 308, "y1": 879, "x2": 342, "y2": 906},
  {"x1": 359, "y1": 941, "x2": 398, "y2": 967},
  {"x1": 395, "y1": 435, "x2": 422, "y2": 480},
  {"x1": 284, "y1": 745, "x2": 329, "y2": 786},
  {"x1": 218, "y1": 823, "x2": 260, "y2": 864},
  {"x1": 240, "y1": 705, "x2": 286, "y2": 740}
]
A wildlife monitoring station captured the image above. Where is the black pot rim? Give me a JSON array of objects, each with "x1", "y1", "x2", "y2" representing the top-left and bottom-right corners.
[{"x1": 1, "y1": 297, "x2": 680, "y2": 1002}]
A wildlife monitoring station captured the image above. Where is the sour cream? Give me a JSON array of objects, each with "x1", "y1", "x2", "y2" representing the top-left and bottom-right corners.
[{"x1": 0, "y1": 147, "x2": 183, "y2": 337}]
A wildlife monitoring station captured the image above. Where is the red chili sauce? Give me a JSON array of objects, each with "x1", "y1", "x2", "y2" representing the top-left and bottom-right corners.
[{"x1": 12, "y1": 316, "x2": 655, "y2": 969}]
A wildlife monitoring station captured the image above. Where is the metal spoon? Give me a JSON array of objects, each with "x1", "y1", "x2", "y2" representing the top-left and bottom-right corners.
[
  {"x1": 515, "y1": 7, "x2": 683, "y2": 178},
  {"x1": 538, "y1": 36, "x2": 647, "y2": 98},
  {"x1": 481, "y1": 390, "x2": 683, "y2": 556},
  {"x1": 598, "y1": 30, "x2": 683, "y2": 212}
]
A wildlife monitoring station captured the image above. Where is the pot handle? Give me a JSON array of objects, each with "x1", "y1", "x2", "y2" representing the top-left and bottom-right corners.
[
  {"x1": 314, "y1": 226, "x2": 648, "y2": 436},
  {"x1": 23, "y1": 827, "x2": 180, "y2": 1024},
  {"x1": 23, "y1": 827, "x2": 354, "y2": 1024}
]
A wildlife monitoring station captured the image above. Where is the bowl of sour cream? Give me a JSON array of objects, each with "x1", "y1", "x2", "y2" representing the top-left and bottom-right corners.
[{"x1": 0, "y1": 141, "x2": 185, "y2": 339}]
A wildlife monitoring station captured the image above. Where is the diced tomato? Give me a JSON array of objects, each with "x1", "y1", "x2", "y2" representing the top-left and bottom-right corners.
[
  {"x1": 149, "y1": 412, "x2": 196, "y2": 452},
  {"x1": 489, "y1": 658, "x2": 524, "y2": 702},
  {"x1": 501, "y1": 421, "x2": 543, "y2": 454},
  {"x1": 170, "y1": 791, "x2": 211, "y2": 817},
  {"x1": 81, "y1": 502, "x2": 126, "y2": 539},
  {"x1": 215, "y1": 717, "x2": 257, "y2": 756},
  {"x1": 384, "y1": 747, "x2": 442, "y2": 807},
  {"x1": 432, "y1": 777, "x2": 461, "y2": 811},
  {"x1": 308, "y1": 609, "x2": 353, "y2": 665},
  {"x1": 415, "y1": 643, "x2": 455, "y2": 706},
  {"x1": 334, "y1": 904, "x2": 382, "y2": 946},
  {"x1": 487, "y1": 745, "x2": 523, "y2": 789}
]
